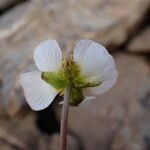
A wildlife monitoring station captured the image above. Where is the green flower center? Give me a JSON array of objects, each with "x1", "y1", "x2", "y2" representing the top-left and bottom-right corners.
[{"x1": 42, "y1": 58, "x2": 101, "y2": 106}]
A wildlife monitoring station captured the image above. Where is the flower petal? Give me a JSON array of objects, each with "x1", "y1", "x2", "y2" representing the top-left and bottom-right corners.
[
  {"x1": 74, "y1": 39, "x2": 114, "y2": 78},
  {"x1": 88, "y1": 70, "x2": 118, "y2": 95},
  {"x1": 84, "y1": 96, "x2": 95, "y2": 101},
  {"x1": 20, "y1": 71, "x2": 58, "y2": 111},
  {"x1": 73, "y1": 39, "x2": 118, "y2": 95},
  {"x1": 34, "y1": 40, "x2": 62, "y2": 72}
]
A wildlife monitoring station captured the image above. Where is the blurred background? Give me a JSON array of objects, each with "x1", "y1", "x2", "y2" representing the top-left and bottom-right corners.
[{"x1": 0, "y1": 0, "x2": 150, "y2": 150}]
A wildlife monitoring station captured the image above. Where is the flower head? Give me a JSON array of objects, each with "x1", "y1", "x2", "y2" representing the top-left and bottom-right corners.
[{"x1": 20, "y1": 39, "x2": 118, "y2": 110}]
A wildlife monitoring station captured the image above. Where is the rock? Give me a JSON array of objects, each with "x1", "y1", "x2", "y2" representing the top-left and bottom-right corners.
[
  {"x1": 66, "y1": 0, "x2": 150, "y2": 49},
  {"x1": 0, "y1": 113, "x2": 40, "y2": 150},
  {"x1": 0, "y1": 0, "x2": 39, "y2": 41},
  {"x1": 37, "y1": 133, "x2": 80, "y2": 150},
  {"x1": 67, "y1": 53, "x2": 150, "y2": 150},
  {"x1": 0, "y1": 0, "x2": 20, "y2": 11},
  {"x1": 127, "y1": 27, "x2": 150, "y2": 53},
  {"x1": 0, "y1": 111, "x2": 80, "y2": 150},
  {"x1": 0, "y1": 0, "x2": 149, "y2": 46},
  {"x1": 112, "y1": 89, "x2": 150, "y2": 150}
]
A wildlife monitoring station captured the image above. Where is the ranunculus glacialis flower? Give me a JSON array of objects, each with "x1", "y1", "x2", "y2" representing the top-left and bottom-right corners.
[{"x1": 20, "y1": 39, "x2": 118, "y2": 110}]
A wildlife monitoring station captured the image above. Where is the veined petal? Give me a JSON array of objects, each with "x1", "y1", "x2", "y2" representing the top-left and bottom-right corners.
[
  {"x1": 20, "y1": 71, "x2": 58, "y2": 111},
  {"x1": 34, "y1": 40, "x2": 62, "y2": 72},
  {"x1": 88, "y1": 70, "x2": 118, "y2": 95},
  {"x1": 74, "y1": 39, "x2": 114, "y2": 78},
  {"x1": 73, "y1": 39, "x2": 118, "y2": 95}
]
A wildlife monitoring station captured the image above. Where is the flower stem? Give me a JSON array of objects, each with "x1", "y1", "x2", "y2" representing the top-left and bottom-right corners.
[{"x1": 60, "y1": 85, "x2": 71, "y2": 150}]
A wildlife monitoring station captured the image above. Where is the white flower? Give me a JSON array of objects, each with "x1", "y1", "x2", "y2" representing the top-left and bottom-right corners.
[{"x1": 20, "y1": 39, "x2": 118, "y2": 111}]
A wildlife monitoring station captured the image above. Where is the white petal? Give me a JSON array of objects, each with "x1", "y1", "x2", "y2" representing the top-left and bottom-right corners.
[
  {"x1": 88, "y1": 70, "x2": 118, "y2": 95},
  {"x1": 34, "y1": 40, "x2": 62, "y2": 72},
  {"x1": 20, "y1": 71, "x2": 58, "y2": 111},
  {"x1": 74, "y1": 39, "x2": 114, "y2": 78},
  {"x1": 73, "y1": 39, "x2": 118, "y2": 95},
  {"x1": 84, "y1": 96, "x2": 95, "y2": 101},
  {"x1": 83, "y1": 89, "x2": 96, "y2": 101}
]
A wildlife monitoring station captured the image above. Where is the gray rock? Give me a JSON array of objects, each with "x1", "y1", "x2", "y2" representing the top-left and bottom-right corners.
[
  {"x1": 0, "y1": 0, "x2": 150, "y2": 47},
  {"x1": 0, "y1": 0, "x2": 20, "y2": 11},
  {"x1": 128, "y1": 27, "x2": 150, "y2": 53},
  {"x1": 0, "y1": 0, "x2": 39, "y2": 41},
  {"x1": 46, "y1": 133, "x2": 80, "y2": 150},
  {"x1": 0, "y1": 113, "x2": 40, "y2": 150},
  {"x1": 0, "y1": 112, "x2": 80, "y2": 150}
]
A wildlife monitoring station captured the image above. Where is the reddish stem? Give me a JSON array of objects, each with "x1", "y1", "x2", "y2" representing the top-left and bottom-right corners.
[{"x1": 60, "y1": 86, "x2": 71, "y2": 150}]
